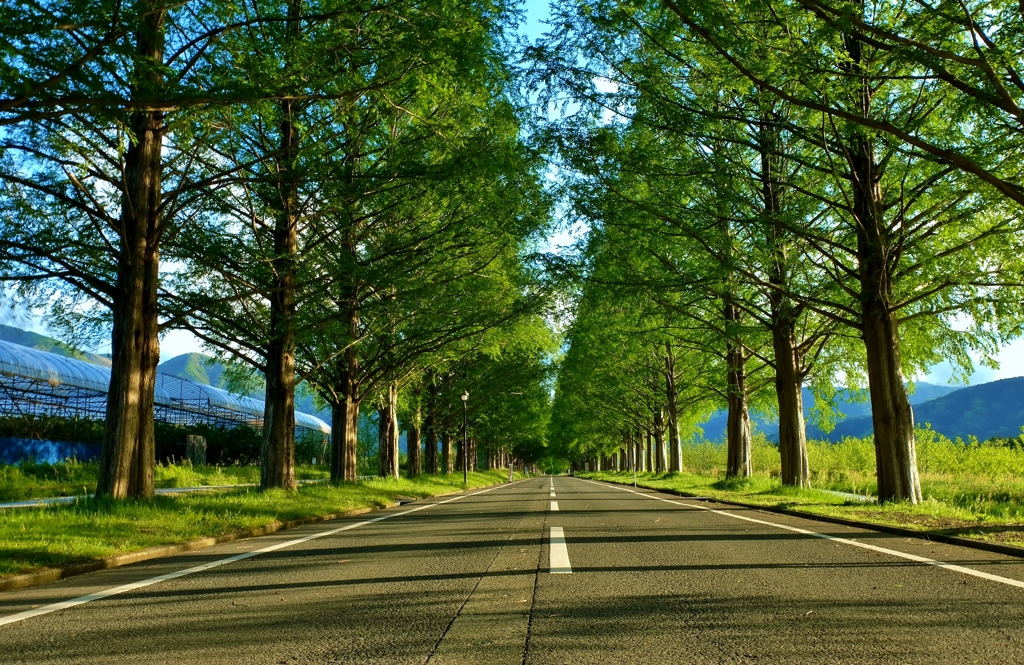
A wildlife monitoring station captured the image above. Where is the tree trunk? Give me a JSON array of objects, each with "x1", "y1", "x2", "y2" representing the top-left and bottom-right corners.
[
  {"x1": 758, "y1": 105, "x2": 811, "y2": 488},
  {"x1": 423, "y1": 375, "x2": 437, "y2": 474},
  {"x1": 330, "y1": 390, "x2": 359, "y2": 484},
  {"x1": 332, "y1": 215, "x2": 361, "y2": 484},
  {"x1": 665, "y1": 343, "x2": 682, "y2": 472},
  {"x1": 260, "y1": 1, "x2": 302, "y2": 490},
  {"x1": 725, "y1": 299, "x2": 752, "y2": 478},
  {"x1": 329, "y1": 346, "x2": 360, "y2": 484},
  {"x1": 845, "y1": 19, "x2": 922, "y2": 504},
  {"x1": 407, "y1": 394, "x2": 422, "y2": 478},
  {"x1": 376, "y1": 383, "x2": 399, "y2": 479},
  {"x1": 653, "y1": 409, "x2": 666, "y2": 472},
  {"x1": 773, "y1": 314, "x2": 809, "y2": 487},
  {"x1": 442, "y1": 431, "x2": 453, "y2": 474},
  {"x1": 96, "y1": 6, "x2": 165, "y2": 500}
]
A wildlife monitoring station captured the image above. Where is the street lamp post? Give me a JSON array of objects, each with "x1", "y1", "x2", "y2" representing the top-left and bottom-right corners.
[{"x1": 461, "y1": 391, "x2": 469, "y2": 485}]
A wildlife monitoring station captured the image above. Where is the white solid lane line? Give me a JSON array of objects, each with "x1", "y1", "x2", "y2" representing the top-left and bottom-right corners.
[
  {"x1": 551, "y1": 501, "x2": 559, "y2": 511},
  {"x1": 549, "y1": 527, "x2": 572, "y2": 573},
  {"x1": 0, "y1": 482, "x2": 520, "y2": 628},
  {"x1": 584, "y1": 479, "x2": 1024, "y2": 591}
]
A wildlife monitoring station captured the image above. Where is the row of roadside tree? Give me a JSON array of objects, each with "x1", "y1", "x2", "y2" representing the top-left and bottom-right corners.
[
  {"x1": 537, "y1": 0, "x2": 1024, "y2": 502},
  {"x1": 0, "y1": 0, "x2": 554, "y2": 498}
]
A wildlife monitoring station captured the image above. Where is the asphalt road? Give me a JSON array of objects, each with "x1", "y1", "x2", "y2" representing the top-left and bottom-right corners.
[{"x1": 2, "y1": 476, "x2": 1024, "y2": 664}]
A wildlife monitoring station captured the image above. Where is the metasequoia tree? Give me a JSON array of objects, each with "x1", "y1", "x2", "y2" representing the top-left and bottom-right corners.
[
  {"x1": 0, "y1": 0, "x2": 419, "y2": 497},
  {"x1": 167, "y1": 0, "x2": 528, "y2": 487},
  {"x1": 533, "y1": 1, "x2": 836, "y2": 484},
  {"x1": 538, "y1": 0, "x2": 1024, "y2": 501},
  {"x1": 0, "y1": 1, "x2": 242, "y2": 498}
]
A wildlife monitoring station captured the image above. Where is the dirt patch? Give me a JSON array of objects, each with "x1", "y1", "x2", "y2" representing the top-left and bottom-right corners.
[
  {"x1": 850, "y1": 509, "x2": 1024, "y2": 547},
  {"x1": 852, "y1": 510, "x2": 974, "y2": 531}
]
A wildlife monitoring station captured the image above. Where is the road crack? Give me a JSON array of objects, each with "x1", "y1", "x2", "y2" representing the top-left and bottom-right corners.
[{"x1": 424, "y1": 482, "x2": 546, "y2": 664}]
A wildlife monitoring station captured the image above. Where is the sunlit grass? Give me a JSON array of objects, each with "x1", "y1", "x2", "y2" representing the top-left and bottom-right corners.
[
  {"x1": 0, "y1": 470, "x2": 518, "y2": 577},
  {"x1": 0, "y1": 460, "x2": 332, "y2": 500},
  {"x1": 585, "y1": 428, "x2": 1024, "y2": 548}
]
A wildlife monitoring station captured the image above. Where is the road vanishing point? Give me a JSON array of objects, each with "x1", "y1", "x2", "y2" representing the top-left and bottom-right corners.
[{"x1": 3, "y1": 477, "x2": 1024, "y2": 663}]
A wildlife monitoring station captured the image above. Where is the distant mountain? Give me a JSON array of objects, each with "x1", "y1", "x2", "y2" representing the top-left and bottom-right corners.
[
  {"x1": 698, "y1": 382, "x2": 964, "y2": 442},
  {"x1": 0, "y1": 324, "x2": 111, "y2": 367},
  {"x1": 829, "y1": 376, "x2": 1024, "y2": 442},
  {"x1": 157, "y1": 352, "x2": 226, "y2": 388}
]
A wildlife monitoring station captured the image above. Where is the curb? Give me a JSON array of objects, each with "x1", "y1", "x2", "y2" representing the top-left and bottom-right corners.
[
  {"x1": 0, "y1": 478, "x2": 514, "y2": 594},
  {"x1": 588, "y1": 476, "x2": 1024, "y2": 560}
]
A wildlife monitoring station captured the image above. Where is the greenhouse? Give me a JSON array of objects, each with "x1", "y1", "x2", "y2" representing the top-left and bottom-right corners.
[{"x1": 0, "y1": 339, "x2": 330, "y2": 436}]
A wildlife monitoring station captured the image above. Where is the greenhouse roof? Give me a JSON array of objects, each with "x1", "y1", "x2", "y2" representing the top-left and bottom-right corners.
[{"x1": 0, "y1": 339, "x2": 330, "y2": 434}]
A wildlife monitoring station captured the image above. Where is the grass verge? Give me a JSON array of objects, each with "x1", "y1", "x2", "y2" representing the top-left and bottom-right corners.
[
  {"x1": 0, "y1": 470, "x2": 520, "y2": 578},
  {"x1": 0, "y1": 461, "x2": 331, "y2": 501},
  {"x1": 583, "y1": 470, "x2": 1024, "y2": 550}
]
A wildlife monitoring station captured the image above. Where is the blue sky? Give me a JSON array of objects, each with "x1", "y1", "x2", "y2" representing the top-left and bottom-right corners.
[{"x1": 519, "y1": 0, "x2": 553, "y2": 42}]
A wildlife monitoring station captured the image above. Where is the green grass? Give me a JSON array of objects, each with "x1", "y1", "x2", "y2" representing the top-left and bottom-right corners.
[
  {"x1": 0, "y1": 460, "x2": 332, "y2": 500},
  {"x1": 0, "y1": 470, "x2": 521, "y2": 577},
  {"x1": 583, "y1": 468, "x2": 1024, "y2": 548},
  {"x1": 584, "y1": 428, "x2": 1024, "y2": 549}
]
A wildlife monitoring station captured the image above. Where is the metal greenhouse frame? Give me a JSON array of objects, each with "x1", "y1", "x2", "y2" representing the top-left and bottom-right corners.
[{"x1": 0, "y1": 339, "x2": 330, "y2": 437}]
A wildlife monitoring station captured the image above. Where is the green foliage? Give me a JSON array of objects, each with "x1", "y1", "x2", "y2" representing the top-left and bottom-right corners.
[
  {"x1": 0, "y1": 415, "x2": 105, "y2": 446},
  {"x1": 0, "y1": 415, "x2": 264, "y2": 466}
]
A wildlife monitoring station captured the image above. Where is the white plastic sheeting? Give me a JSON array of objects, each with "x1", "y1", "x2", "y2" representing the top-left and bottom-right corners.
[
  {"x1": 0, "y1": 339, "x2": 331, "y2": 434},
  {"x1": 0, "y1": 340, "x2": 113, "y2": 394}
]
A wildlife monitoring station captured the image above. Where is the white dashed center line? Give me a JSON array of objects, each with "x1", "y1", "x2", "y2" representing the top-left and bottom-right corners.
[
  {"x1": 551, "y1": 501, "x2": 559, "y2": 511},
  {"x1": 549, "y1": 527, "x2": 572, "y2": 573}
]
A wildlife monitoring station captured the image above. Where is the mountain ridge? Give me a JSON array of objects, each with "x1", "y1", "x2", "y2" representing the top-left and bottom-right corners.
[{"x1": 0, "y1": 324, "x2": 111, "y2": 367}]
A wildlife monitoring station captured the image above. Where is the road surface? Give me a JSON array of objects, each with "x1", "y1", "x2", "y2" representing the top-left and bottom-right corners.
[{"x1": 2, "y1": 476, "x2": 1023, "y2": 663}]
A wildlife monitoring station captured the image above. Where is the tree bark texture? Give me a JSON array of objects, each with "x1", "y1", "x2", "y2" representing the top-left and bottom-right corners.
[
  {"x1": 645, "y1": 430, "x2": 653, "y2": 473},
  {"x1": 845, "y1": 19, "x2": 922, "y2": 503},
  {"x1": 758, "y1": 107, "x2": 811, "y2": 488},
  {"x1": 328, "y1": 321, "x2": 360, "y2": 484},
  {"x1": 329, "y1": 392, "x2": 359, "y2": 484},
  {"x1": 772, "y1": 314, "x2": 809, "y2": 487},
  {"x1": 97, "y1": 5, "x2": 165, "y2": 500},
  {"x1": 653, "y1": 409, "x2": 666, "y2": 472},
  {"x1": 260, "y1": 1, "x2": 302, "y2": 490},
  {"x1": 424, "y1": 376, "x2": 438, "y2": 474},
  {"x1": 407, "y1": 395, "x2": 422, "y2": 478},
  {"x1": 725, "y1": 299, "x2": 753, "y2": 478},
  {"x1": 442, "y1": 431, "x2": 453, "y2": 474},
  {"x1": 377, "y1": 383, "x2": 399, "y2": 479},
  {"x1": 665, "y1": 343, "x2": 682, "y2": 472}
]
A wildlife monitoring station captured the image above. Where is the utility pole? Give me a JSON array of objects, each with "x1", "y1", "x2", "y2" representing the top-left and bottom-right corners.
[{"x1": 461, "y1": 391, "x2": 469, "y2": 485}]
